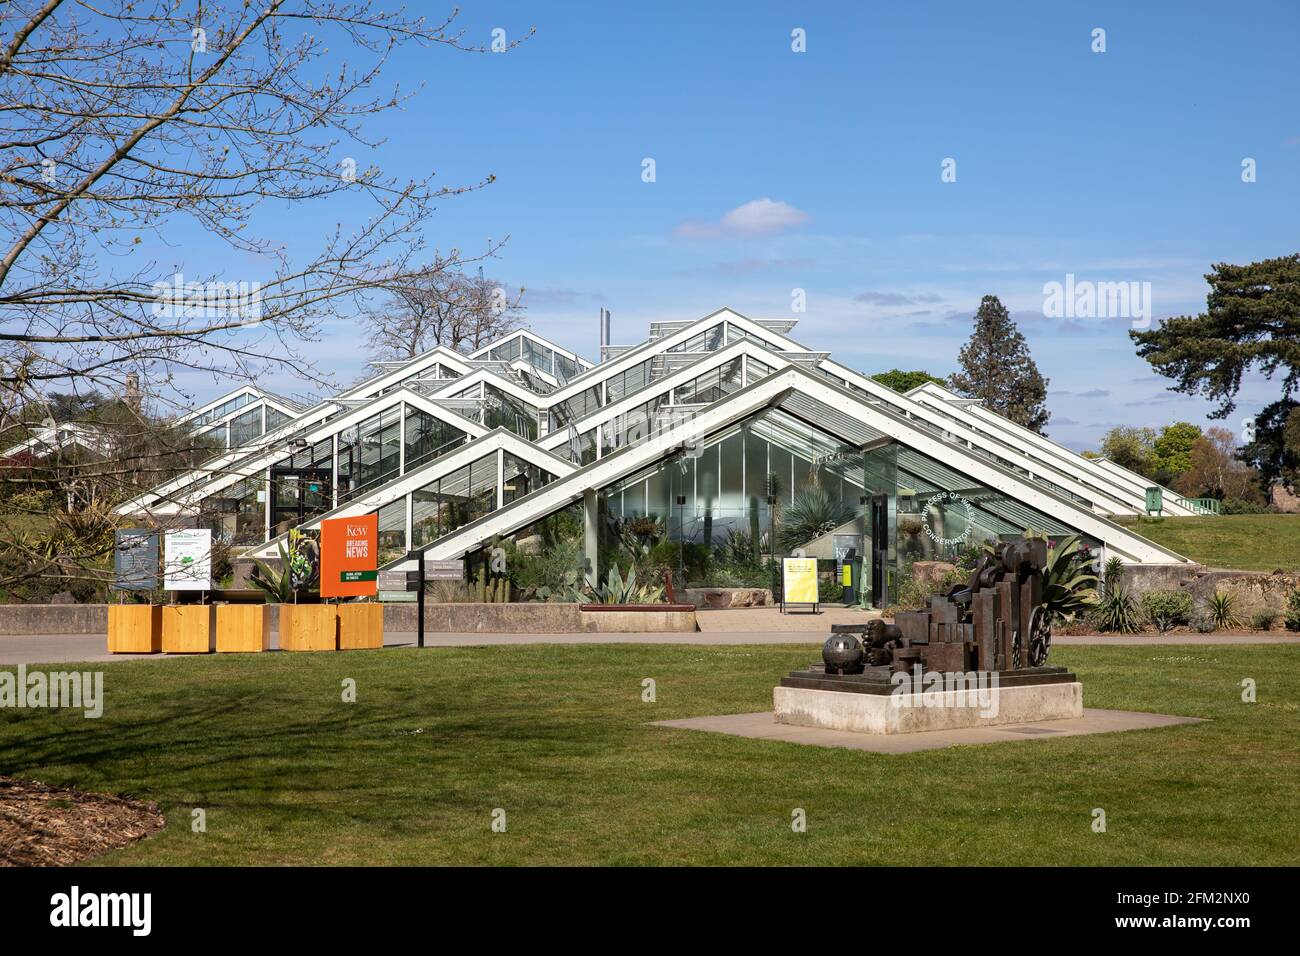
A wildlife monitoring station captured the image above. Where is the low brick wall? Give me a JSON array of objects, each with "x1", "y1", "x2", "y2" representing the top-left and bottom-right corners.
[{"x1": 0, "y1": 602, "x2": 698, "y2": 635}]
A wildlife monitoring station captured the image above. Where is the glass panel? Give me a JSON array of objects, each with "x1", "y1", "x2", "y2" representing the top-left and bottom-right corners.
[
  {"x1": 376, "y1": 498, "x2": 406, "y2": 563},
  {"x1": 229, "y1": 407, "x2": 263, "y2": 446}
]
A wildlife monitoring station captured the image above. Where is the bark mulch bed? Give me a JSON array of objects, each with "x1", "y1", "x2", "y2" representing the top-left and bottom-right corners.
[{"x1": 0, "y1": 775, "x2": 165, "y2": 866}]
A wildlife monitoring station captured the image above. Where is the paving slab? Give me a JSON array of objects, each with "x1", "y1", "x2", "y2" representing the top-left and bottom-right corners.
[{"x1": 651, "y1": 707, "x2": 1205, "y2": 754}]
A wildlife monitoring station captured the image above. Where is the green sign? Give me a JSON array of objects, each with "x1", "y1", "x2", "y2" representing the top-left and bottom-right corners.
[
  {"x1": 379, "y1": 590, "x2": 417, "y2": 603},
  {"x1": 341, "y1": 570, "x2": 378, "y2": 582}
]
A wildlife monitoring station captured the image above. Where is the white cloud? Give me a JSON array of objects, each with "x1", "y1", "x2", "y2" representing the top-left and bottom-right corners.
[{"x1": 674, "y1": 198, "x2": 809, "y2": 240}]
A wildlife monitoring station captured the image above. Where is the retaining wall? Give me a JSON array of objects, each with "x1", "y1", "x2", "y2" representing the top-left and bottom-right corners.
[
  {"x1": 0, "y1": 602, "x2": 698, "y2": 635},
  {"x1": 1120, "y1": 564, "x2": 1300, "y2": 617}
]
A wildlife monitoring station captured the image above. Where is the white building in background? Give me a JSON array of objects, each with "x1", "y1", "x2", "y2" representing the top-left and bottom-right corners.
[{"x1": 116, "y1": 308, "x2": 1196, "y2": 605}]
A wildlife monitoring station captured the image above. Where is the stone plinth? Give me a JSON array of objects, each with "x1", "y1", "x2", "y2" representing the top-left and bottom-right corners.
[{"x1": 774, "y1": 676, "x2": 1083, "y2": 735}]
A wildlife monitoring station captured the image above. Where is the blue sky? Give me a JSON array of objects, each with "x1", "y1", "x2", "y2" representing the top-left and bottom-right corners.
[{"x1": 175, "y1": 1, "x2": 1299, "y2": 452}]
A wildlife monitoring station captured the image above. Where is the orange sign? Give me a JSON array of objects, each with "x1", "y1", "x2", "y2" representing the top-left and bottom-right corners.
[{"x1": 320, "y1": 514, "x2": 378, "y2": 598}]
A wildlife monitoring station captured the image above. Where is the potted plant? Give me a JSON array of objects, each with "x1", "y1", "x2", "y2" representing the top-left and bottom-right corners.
[{"x1": 250, "y1": 539, "x2": 333, "y2": 651}]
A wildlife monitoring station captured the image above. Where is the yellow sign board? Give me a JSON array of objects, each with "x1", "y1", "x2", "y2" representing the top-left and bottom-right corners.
[
  {"x1": 782, "y1": 557, "x2": 819, "y2": 605},
  {"x1": 840, "y1": 563, "x2": 852, "y2": 586}
]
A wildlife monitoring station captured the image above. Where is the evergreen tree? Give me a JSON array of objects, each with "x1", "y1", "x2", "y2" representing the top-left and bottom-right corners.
[
  {"x1": 948, "y1": 295, "x2": 1050, "y2": 433},
  {"x1": 1130, "y1": 255, "x2": 1300, "y2": 419}
]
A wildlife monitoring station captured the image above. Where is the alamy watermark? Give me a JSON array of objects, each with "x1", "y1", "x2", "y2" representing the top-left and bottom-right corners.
[
  {"x1": 890, "y1": 665, "x2": 1000, "y2": 718},
  {"x1": 1, "y1": 664, "x2": 103, "y2": 718},
  {"x1": 1042, "y1": 273, "x2": 1153, "y2": 329},
  {"x1": 150, "y1": 272, "x2": 262, "y2": 323}
]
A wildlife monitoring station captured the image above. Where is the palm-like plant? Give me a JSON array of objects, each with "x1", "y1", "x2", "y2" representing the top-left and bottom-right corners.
[
  {"x1": 1094, "y1": 584, "x2": 1142, "y2": 634},
  {"x1": 776, "y1": 483, "x2": 854, "y2": 553},
  {"x1": 1206, "y1": 591, "x2": 1241, "y2": 630}
]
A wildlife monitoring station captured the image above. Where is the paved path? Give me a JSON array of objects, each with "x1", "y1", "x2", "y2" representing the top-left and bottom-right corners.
[{"x1": 0, "y1": 628, "x2": 1295, "y2": 665}]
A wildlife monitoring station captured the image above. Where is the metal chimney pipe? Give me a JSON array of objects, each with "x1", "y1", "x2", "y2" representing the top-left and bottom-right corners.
[{"x1": 599, "y1": 308, "x2": 610, "y2": 353}]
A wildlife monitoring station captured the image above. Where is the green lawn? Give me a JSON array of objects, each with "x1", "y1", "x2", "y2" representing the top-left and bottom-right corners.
[
  {"x1": 2, "y1": 643, "x2": 1297, "y2": 865},
  {"x1": 1115, "y1": 513, "x2": 1300, "y2": 571}
]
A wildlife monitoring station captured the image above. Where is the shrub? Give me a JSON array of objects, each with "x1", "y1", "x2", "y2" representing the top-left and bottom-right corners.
[
  {"x1": 818, "y1": 576, "x2": 844, "y2": 604},
  {"x1": 1140, "y1": 589, "x2": 1196, "y2": 632},
  {"x1": 504, "y1": 538, "x2": 585, "y2": 598},
  {"x1": 1094, "y1": 585, "x2": 1142, "y2": 634},
  {"x1": 1190, "y1": 613, "x2": 1217, "y2": 634},
  {"x1": 700, "y1": 564, "x2": 771, "y2": 589},
  {"x1": 1286, "y1": 590, "x2": 1300, "y2": 632},
  {"x1": 1205, "y1": 591, "x2": 1241, "y2": 630},
  {"x1": 1250, "y1": 609, "x2": 1280, "y2": 631}
]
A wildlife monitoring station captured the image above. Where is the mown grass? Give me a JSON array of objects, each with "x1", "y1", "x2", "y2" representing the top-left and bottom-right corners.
[
  {"x1": 1115, "y1": 513, "x2": 1300, "y2": 571},
  {"x1": 1, "y1": 643, "x2": 1296, "y2": 865}
]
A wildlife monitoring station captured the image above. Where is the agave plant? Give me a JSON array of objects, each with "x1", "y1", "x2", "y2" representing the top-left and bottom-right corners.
[
  {"x1": 1024, "y1": 534, "x2": 1100, "y2": 666},
  {"x1": 1041, "y1": 535, "x2": 1101, "y2": 626},
  {"x1": 588, "y1": 564, "x2": 665, "y2": 605},
  {"x1": 248, "y1": 541, "x2": 295, "y2": 603},
  {"x1": 775, "y1": 483, "x2": 854, "y2": 553}
]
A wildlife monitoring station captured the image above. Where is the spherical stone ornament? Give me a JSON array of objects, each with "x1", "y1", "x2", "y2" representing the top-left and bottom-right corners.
[{"x1": 822, "y1": 634, "x2": 865, "y2": 675}]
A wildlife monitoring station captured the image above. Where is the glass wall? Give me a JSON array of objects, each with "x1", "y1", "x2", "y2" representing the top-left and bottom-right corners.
[
  {"x1": 600, "y1": 409, "x2": 864, "y2": 551},
  {"x1": 410, "y1": 452, "x2": 499, "y2": 548},
  {"x1": 229, "y1": 407, "x2": 263, "y2": 446},
  {"x1": 377, "y1": 498, "x2": 406, "y2": 565},
  {"x1": 405, "y1": 405, "x2": 466, "y2": 471},
  {"x1": 337, "y1": 407, "x2": 401, "y2": 501},
  {"x1": 863, "y1": 441, "x2": 1096, "y2": 605},
  {"x1": 200, "y1": 476, "x2": 266, "y2": 546},
  {"x1": 503, "y1": 453, "x2": 554, "y2": 505}
]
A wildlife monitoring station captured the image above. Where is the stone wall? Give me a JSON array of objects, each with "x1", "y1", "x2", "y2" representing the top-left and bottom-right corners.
[
  {"x1": 1120, "y1": 564, "x2": 1300, "y2": 618},
  {"x1": 0, "y1": 602, "x2": 698, "y2": 635},
  {"x1": 684, "y1": 587, "x2": 772, "y2": 609}
]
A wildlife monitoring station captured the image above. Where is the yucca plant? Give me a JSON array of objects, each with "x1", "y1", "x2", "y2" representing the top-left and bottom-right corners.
[
  {"x1": 1206, "y1": 591, "x2": 1240, "y2": 631},
  {"x1": 1094, "y1": 584, "x2": 1142, "y2": 634},
  {"x1": 1103, "y1": 555, "x2": 1124, "y2": 590}
]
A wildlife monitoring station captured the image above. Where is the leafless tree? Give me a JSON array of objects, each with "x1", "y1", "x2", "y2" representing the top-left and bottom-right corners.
[
  {"x1": 362, "y1": 254, "x2": 527, "y2": 360},
  {"x1": 0, "y1": 0, "x2": 531, "y2": 419},
  {"x1": 0, "y1": 0, "x2": 532, "y2": 595}
]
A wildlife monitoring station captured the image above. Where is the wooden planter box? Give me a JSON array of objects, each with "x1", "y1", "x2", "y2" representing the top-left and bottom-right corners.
[
  {"x1": 107, "y1": 604, "x2": 162, "y2": 653},
  {"x1": 279, "y1": 603, "x2": 337, "y2": 651},
  {"x1": 215, "y1": 604, "x2": 270, "y2": 653},
  {"x1": 161, "y1": 604, "x2": 215, "y2": 654},
  {"x1": 337, "y1": 603, "x2": 383, "y2": 650}
]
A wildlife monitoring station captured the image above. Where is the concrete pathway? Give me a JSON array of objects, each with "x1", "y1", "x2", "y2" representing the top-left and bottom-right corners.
[
  {"x1": 652, "y1": 708, "x2": 1205, "y2": 754},
  {"x1": 1, "y1": 629, "x2": 1295, "y2": 665},
  {"x1": 694, "y1": 605, "x2": 879, "y2": 632}
]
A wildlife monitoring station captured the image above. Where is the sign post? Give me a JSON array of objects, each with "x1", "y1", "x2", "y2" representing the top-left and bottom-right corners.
[
  {"x1": 781, "y1": 556, "x2": 819, "y2": 614},
  {"x1": 163, "y1": 529, "x2": 212, "y2": 595},
  {"x1": 407, "y1": 550, "x2": 426, "y2": 648},
  {"x1": 113, "y1": 530, "x2": 159, "y2": 594}
]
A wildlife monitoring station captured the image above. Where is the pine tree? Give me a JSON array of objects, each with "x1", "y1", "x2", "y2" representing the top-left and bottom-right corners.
[{"x1": 949, "y1": 295, "x2": 1051, "y2": 433}]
